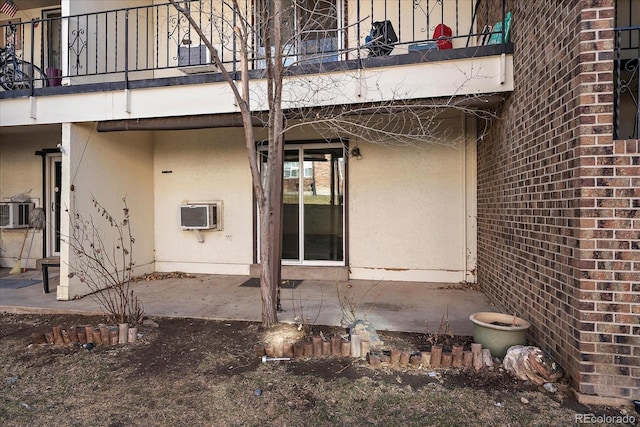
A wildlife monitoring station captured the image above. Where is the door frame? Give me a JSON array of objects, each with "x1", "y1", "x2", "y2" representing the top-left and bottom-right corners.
[
  {"x1": 46, "y1": 153, "x2": 62, "y2": 257},
  {"x1": 257, "y1": 140, "x2": 348, "y2": 266}
]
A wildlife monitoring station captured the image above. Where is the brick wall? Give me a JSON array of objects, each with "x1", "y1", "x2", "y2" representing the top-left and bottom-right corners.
[{"x1": 477, "y1": 0, "x2": 639, "y2": 402}]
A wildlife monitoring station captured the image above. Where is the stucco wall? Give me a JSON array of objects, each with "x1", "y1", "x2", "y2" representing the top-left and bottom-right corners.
[
  {"x1": 147, "y1": 117, "x2": 476, "y2": 282},
  {"x1": 59, "y1": 122, "x2": 155, "y2": 299},
  {"x1": 152, "y1": 128, "x2": 254, "y2": 275},
  {"x1": 349, "y1": 112, "x2": 477, "y2": 282},
  {"x1": 0, "y1": 128, "x2": 60, "y2": 268}
]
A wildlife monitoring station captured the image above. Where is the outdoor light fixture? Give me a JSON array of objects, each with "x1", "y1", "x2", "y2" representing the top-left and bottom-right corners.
[{"x1": 351, "y1": 146, "x2": 362, "y2": 160}]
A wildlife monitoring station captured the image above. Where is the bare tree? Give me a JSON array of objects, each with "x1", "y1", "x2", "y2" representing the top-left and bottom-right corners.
[
  {"x1": 168, "y1": 0, "x2": 497, "y2": 328},
  {"x1": 169, "y1": 0, "x2": 287, "y2": 327}
]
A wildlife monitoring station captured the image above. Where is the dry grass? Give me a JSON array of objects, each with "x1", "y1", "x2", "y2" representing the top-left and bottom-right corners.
[{"x1": 0, "y1": 313, "x2": 630, "y2": 427}]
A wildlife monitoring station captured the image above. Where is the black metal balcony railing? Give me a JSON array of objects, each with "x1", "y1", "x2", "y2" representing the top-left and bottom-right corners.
[
  {"x1": 615, "y1": 26, "x2": 640, "y2": 140},
  {"x1": 0, "y1": 0, "x2": 508, "y2": 93}
]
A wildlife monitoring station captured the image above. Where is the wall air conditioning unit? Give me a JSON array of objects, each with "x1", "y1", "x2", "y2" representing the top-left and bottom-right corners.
[
  {"x1": 179, "y1": 202, "x2": 223, "y2": 231},
  {"x1": 178, "y1": 44, "x2": 218, "y2": 74},
  {"x1": 0, "y1": 202, "x2": 34, "y2": 229}
]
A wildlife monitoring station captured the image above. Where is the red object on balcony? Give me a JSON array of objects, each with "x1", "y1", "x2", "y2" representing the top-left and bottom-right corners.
[{"x1": 433, "y1": 24, "x2": 453, "y2": 50}]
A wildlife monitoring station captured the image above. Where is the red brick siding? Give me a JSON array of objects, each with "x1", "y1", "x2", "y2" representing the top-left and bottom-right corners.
[{"x1": 477, "y1": 0, "x2": 638, "y2": 401}]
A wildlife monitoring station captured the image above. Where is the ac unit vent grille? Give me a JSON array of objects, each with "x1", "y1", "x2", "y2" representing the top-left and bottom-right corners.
[
  {"x1": 0, "y1": 202, "x2": 34, "y2": 228},
  {"x1": 179, "y1": 202, "x2": 223, "y2": 230},
  {"x1": 178, "y1": 45, "x2": 218, "y2": 74}
]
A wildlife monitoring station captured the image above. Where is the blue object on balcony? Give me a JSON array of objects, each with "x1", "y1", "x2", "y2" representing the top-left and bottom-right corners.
[
  {"x1": 301, "y1": 37, "x2": 338, "y2": 64},
  {"x1": 408, "y1": 42, "x2": 438, "y2": 52}
]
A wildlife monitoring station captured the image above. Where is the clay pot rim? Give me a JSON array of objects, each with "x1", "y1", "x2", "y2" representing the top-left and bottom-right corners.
[{"x1": 469, "y1": 312, "x2": 531, "y2": 331}]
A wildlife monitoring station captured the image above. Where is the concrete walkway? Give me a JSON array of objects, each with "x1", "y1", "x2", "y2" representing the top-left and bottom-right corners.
[{"x1": 0, "y1": 269, "x2": 498, "y2": 336}]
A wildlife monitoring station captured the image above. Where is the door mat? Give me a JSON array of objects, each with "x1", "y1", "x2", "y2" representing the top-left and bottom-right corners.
[
  {"x1": 0, "y1": 279, "x2": 42, "y2": 289},
  {"x1": 240, "y1": 278, "x2": 303, "y2": 289}
]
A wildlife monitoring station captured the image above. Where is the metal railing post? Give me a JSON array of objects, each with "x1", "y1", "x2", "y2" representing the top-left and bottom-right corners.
[
  {"x1": 30, "y1": 20, "x2": 35, "y2": 95},
  {"x1": 125, "y1": 10, "x2": 129, "y2": 89}
]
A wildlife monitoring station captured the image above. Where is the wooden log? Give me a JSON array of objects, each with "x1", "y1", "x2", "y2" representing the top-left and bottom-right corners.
[
  {"x1": 85, "y1": 326, "x2": 94, "y2": 343},
  {"x1": 99, "y1": 326, "x2": 109, "y2": 345},
  {"x1": 303, "y1": 342, "x2": 314, "y2": 357},
  {"x1": 52, "y1": 326, "x2": 63, "y2": 344},
  {"x1": 293, "y1": 342, "x2": 305, "y2": 358},
  {"x1": 441, "y1": 352, "x2": 453, "y2": 368},
  {"x1": 331, "y1": 335, "x2": 342, "y2": 356},
  {"x1": 431, "y1": 345, "x2": 442, "y2": 368},
  {"x1": 44, "y1": 332, "x2": 54, "y2": 344},
  {"x1": 421, "y1": 351, "x2": 431, "y2": 368},
  {"x1": 118, "y1": 324, "x2": 129, "y2": 345},
  {"x1": 322, "y1": 340, "x2": 331, "y2": 356},
  {"x1": 399, "y1": 351, "x2": 410, "y2": 366},
  {"x1": 452, "y1": 345, "x2": 464, "y2": 367},
  {"x1": 390, "y1": 349, "x2": 401, "y2": 365},
  {"x1": 76, "y1": 327, "x2": 87, "y2": 344},
  {"x1": 61, "y1": 329, "x2": 72, "y2": 344},
  {"x1": 284, "y1": 342, "x2": 295, "y2": 358},
  {"x1": 471, "y1": 343, "x2": 483, "y2": 371},
  {"x1": 264, "y1": 342, "x2": 275, "y2": 357},
  {"x1": 31, "y1": 332, "x2": 47, "y2": 345},
  {"x1": 254, "y1": 345, "x2": 265, "y2": 357},
  {"x1": 341, "y1": 340, "x2": 351, "y2": 357},
  {"x1": 350, "y1": 335, "x2": 361, "y2": 358},
  {"x1": 410, "y1": 354, "x2": 422, "y2": 366},
  {"x1": 463, "y1": 351, "x2": 474, "y2": 368},
  {"x1": 109, "y1": 328, "x2": 118, "y2": 345},
  {"x1": 482, "y1": 348, "x2": 494, "y2": 367},
  {"x1": 312, "y1": 336, "x2": 323, "y2": 356},
  {"x1": 68, "y1": 328, "x2": 79, "y2": 343},
  {"x1": 92, "y1": 329, "x2": 102, "y2": 345},
  {"x1": 273, "y1": 338, "x2": 284, "y2": 357},
  {"x1": 127, "y1": 327, "x2": 137, "y2": 344},
  {"x1": 360, "y1": 340, "x2": 371, "y2": 358}
]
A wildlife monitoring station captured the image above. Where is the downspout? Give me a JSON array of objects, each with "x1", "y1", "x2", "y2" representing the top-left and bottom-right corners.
[{"x1": 462, "y1": 114, "x2": 468, "y2": 282}]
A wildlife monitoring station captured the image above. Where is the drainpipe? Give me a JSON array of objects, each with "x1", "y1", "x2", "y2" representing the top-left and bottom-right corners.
[{"x1": 462, "y1": 114, "x2": 467, "y2": 282}]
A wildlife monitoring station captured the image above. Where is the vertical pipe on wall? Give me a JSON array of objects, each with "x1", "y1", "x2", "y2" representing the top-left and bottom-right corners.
[{"x1": 462, "y1": 113, "x2": 467, "y2": 281}]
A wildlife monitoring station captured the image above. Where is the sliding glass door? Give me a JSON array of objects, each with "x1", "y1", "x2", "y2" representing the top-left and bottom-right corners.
[{"x1": 262, "y1": 143, "x2": 345, "y2": 264}]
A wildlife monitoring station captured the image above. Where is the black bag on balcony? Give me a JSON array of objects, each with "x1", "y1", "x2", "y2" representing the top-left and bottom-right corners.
[{"x1": 366, "y1": 20, "x2": 397, "y2": 57}]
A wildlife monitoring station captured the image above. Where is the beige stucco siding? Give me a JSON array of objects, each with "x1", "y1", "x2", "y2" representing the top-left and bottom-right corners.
[
  {"x1": 0, "y1": 129, "x2": 59, "y2": 268},
  {"x1": 348, "y1": 113, "x2": 476, "y2": 282},
  {"x1": 152, "y1": 128, "x2": 254, "y2": 275},
  {"x1": 58, "y1": 122, "x2": 155, "y2": 299}
]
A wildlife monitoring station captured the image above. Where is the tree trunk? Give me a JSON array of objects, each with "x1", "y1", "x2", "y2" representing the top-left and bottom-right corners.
[{"x1": 259, "y1": 201, "x2": 280, "y2": 328}]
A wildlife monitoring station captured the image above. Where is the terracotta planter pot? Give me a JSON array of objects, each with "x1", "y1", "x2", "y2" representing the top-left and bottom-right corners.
[{"x1": 469, "y1": 312, "x2": 530, "y2": 358}]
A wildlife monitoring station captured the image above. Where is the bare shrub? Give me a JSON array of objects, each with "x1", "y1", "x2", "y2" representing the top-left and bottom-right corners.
[
  {"x1": 65, "y1": 197, "x2": 144, "y2": 325},
  {"x1": 425, "y1": 309, "x2": 455, "y2": 347},
  {"x1": 337, "y1": 282, "x2": 378, "y2": 328}
]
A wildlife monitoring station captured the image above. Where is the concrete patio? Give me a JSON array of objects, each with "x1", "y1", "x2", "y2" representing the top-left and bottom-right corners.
[{"x1": 0, "y1": 268, "x2": 498, "y2": 336}]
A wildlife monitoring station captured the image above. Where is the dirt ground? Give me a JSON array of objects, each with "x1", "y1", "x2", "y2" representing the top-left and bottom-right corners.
[{"x1": 0, "y1": 312, "x2": 635, "y2": 427}]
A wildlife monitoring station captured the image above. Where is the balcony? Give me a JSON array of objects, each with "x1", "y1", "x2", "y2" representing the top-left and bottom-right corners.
[
  {"x1": 615, "y1": 25, "x2": 640, "y2": 140},
  {"x1": 0, "y1": 0, "x2": 512, "y2": 121}
]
